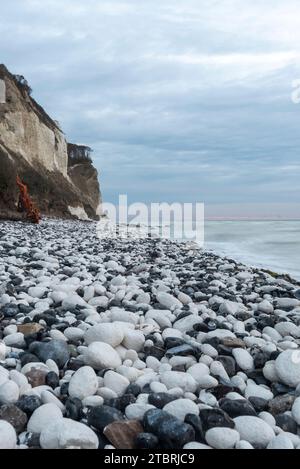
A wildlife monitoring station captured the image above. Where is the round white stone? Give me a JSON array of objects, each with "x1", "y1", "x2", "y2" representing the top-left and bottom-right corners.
[
  {"x1": 183, "y1": 442, "x2": 212, "y2": 449},
  {"x1": 163, "y1": 398, "x2": 199, "y2": 421},
  {"x1": 3, "y1": 333, "x2": 25, "y2": 347},
  {"x1": 84, "y1": 323, "x2": 124, "y2": 347},
  {"x1": 82, "y1": 396, "x2": 104, "y2": 407},
  {"x1": 28, "y1": 286, "x2": 47, "y2": 298},
  {"x1": 234, "y1": 416, "x2": 275, "y2": 448},
  {"x1": 245, "y1": 382, "x2": 274, "y2": 401},
  {"x1": 41, "y1": 391, "x2": 65, "y2": 411},
  {"x1": 122, "y1": 330, "x2": 145, "y2": 352},
  {"x1": 40, "y1": 418, "x2": 98, "y2": 449},
  {"x1": 275, "y1": 349, "x2": 300, "y2": 387},
  {"x1": 197, "y1": 375, "x2": 219, "y2": 389},
  {"x1": 187, "y1": 363, "x2": 210, "y2": 384},
  {"x1": 0, "y1": 342, "x2": 6, "y2": 361},
  {"x1": 292, "y1": 396, "x2": 300, "y2": 425},
  {"x1": 69, "y1": 366, "x2": 98, "y2": 400},
  {"x1": 205, "y1": 427, "x2": 240, "y2": 449},
  {"x1": 263, "y1": 361, "x2": 279, "y2": 382},
  {"x1": 0, "y1": 380, "x2": 19, "y2": 404},
  {"x1": 64, "y1": 327, "x2": 85, "y2": 342},
  {"x1": 103, "y1": 370, "x2": 130, "y2": 397},
  {"x1": 27, "y1": 403, "x2": 63, "y2": 434},
  {"x1": 85, "y1": 342, "x2": 122, "y2": 370},
  {"x1": 235, "y1": 440, "x2": 254, "y2": 449},
  {"x1": 258, "y1": 412, "x2": 276, "y2": 428},
  {"x1": 0, "y1": 421, "x2": 17, "y2": 449},
  {"x1": 232, "y1": 348, "x2": 254, "y2": 371},
  {"x1": 177, "y1": 292, "x2": 193, "y2": 305},
  {"x1": 258, "y1": 300, "x2": 273, "y2": 314},
  {"x1": 156, "y1": 292, "x2": 182, "y2": 310},
  {"x1": 0, "y1": 366, "x2": 9, "y2": 386},
  {"x1": 9, "y1": 370, "x2": 28, "y2": 388},
  {"x1": 97, "y1": 387, "x2": 118, "y2": 400},
  {"x1": 125, "y1": 403, "x2": 155, "y2": 420},
  {"x1": 160, "y1": 371, "x2": 197, "y2": 393},
  {"x1": 150, "y1": 382, "x2": 168, "y2": 393},
  {"x1": 275, "y1": 322, "x2": 300, "y2": 338},
  {"x1": 267, "y1": 434, "x2": 294, "y2": 449}
]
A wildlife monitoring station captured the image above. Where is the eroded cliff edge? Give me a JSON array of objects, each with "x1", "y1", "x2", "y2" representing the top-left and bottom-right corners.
[{"x1": 0, "y1": 64, "x2": 102, "y2": 220}]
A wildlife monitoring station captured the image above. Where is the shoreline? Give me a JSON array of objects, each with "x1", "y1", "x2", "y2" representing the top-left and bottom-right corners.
[
  {"x1": 1, "y1": 217, "x2": 299, "y2": 283},
  {"x1": 1, "y1": 219, "x2": 300, "y2": 449}
]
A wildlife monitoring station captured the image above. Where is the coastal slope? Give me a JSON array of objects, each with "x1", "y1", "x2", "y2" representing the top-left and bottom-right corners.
[{"x1": 0, "y1": 64, "x2": 101, "y2": 220}]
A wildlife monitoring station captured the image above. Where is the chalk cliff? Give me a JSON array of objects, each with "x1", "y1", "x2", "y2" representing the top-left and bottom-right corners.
[{"x1": 0, "y1": 64, "x2": 101, "y2": 220}]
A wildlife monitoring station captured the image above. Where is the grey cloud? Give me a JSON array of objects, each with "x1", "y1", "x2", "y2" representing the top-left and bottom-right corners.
[{"x1": 1, "y1": 0, "x2": 300, "y2": 214}]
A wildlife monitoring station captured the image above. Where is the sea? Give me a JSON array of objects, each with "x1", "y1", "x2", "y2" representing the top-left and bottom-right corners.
[
  {"x1": 204, "y1": 220, "x2": 300, "y2": 281},
  {"x1": 163, "y1": 219, "x2": 300, "y2": 281}
]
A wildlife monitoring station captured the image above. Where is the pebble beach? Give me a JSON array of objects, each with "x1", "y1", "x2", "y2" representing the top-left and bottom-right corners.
[{"x1": 1, "y1": 219, "x2": 300, "y2": 450}]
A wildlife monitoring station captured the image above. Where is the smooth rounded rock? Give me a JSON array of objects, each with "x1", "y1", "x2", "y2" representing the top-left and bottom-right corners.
[
  {"x1": 84, "y1": 324, "x2": 124, "y2": 347},
  {"x1": 143, "y1": 409, "x2": 195, "y2": 448},
  {"x1": 104, "y1": 371, "x2": 130, "y2": 397},
  {"x1": 68, "y1": 366, "x2": 98, "y2": 400},
  {"x1": 291, "y1": 396, "x2": 300, "y2": 425},
  {"x1": 0, "y1": 420, "x2": 17, "y2": 449},
  {"x1": 0, "y1": 380, "x2": 19, "y2": 404},
  {"x1": 122, "y1": 330, "x2": 145, "y2": 352},
  {"x1": 267, "y1": 434, "x2": 294, "y2": 449},
  {"x1": 40, "y1": 418, "x2": 99, "y2": 449},
  {"x1": 85, "y1": 342, "x2": 122, "y2": 370},
  {"x1": 275, "y1": 350, "x2": 300, "y2": 387},
  {"x1": 205, "y1": 427, "x2": 240, "y2": 449},
  {"x1": 234, "y1": 416, "x2": 275, "y2": 448},
  {"x1": 160, "y1": 371, "x2": 197, "y2": 393},
  {"x1": 163, "y1": 398, "x2": 199, "y2": 421},
  {"x1": 232, "y1": 348, "x2": 254, "y2": 372},
  {"x1": 27, "y1": 403, "x2": 63, "y2": 434}
]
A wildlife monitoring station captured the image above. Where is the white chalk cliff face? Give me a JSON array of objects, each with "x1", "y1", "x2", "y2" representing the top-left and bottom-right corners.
[{"x1": 0, "y1": 64, "x2": 101, "y2": 220}]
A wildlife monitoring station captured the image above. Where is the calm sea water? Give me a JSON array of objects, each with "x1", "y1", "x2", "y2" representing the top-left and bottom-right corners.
[{"x1": 204, "y1": 220, "x2": 300, "y2": 280}]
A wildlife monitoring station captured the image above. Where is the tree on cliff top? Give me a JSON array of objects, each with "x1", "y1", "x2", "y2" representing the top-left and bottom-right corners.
[{"x1": 67, "y1": 143, "x2": 93, "y2": 165}]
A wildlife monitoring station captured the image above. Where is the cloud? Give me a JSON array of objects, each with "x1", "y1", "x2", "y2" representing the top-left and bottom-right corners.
[{"x1": 1, "y1": 0, "x2": 300, "y2": 215}]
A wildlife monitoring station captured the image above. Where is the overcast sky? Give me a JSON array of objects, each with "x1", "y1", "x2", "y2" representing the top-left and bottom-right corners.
[{"x1": 1, "y1": 0, "x2": 300, "y2": 217}]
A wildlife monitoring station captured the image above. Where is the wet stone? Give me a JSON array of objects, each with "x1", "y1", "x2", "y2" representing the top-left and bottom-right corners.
[
  {"x1": 125, "y1": 384, "x2": 142, "y2": 397},
  {"x1": 275, "y1": 413, "x2": 298, "y2": 434},
  {"x1": 248, "y1": 397, "x2": 268, "y2": 413},
  {"x1": 218, "y1": 399, "x2": 257, "y2": 419},
  {"x1": 148, "y1": 393, "x2": 177, "y2": 409},
  {"x1": 165, "y1": 345, "x2": 196, "y2": 358},
  {"x1": 19, "y1": 353, "x2": 40, "y2": 367},
  {"x1": 16, "y1": 395, "x2": 42, "y2": 417},
  {"x1": 0, "y1": 404, "x2": 28, "y2": 433},
  {"x1": 268, "y1": 394, "x2": 296, "y2": 415},
  {"x1": 1, "y1": 304, "x2": 19, "y2": 318},
  {"x1": 26, "y1": 369, "x2": 46, "y2": 388},
  {"x1": 143, "y1": 409, "x2": 195, "y2": 449},
  {"x1": 27, "y1": 433, "x2": 41, "y2": 449},
  {"x1": 87, "y1": 405, "x2": 125, "y2": 431},
  {"x1": 60, "y1": 382, "x2": 69, "y2": 396},
  {"x1": 136, "y1": 433, "x2": 159, "y2": 449},
  {"x1": 221, "y1": 338, "x2": 246, "y2": 349},
  {"x1": 217, "y1": 356, "x2": 236, "y2": 377},
  {"x1": 184, "y1": 414, "x2": 205, "y2": 443},
  {"x1": 45, "y1": 372, "x2": 60, "y2": 389},
  {"x1": 29, "y1": 340, "x2": 70, "y2": 369},
  {"x1": 104, "y1": 420, "x2": 144, "y2": 449},
  {"x1": 65, "y1": 398, "x2": 83, "y2": 421},
  {"x1": 253, "y1": 351, "x2": 269, "y2": 369},
  {"x1": 106, "y1": 394, "x2": 137, "y2": 412},
  {"x1": 271, "y1": 383, "x2": 295, "y2": 396},
  {"x1": 199, "y1": 408, "x2": 235, "y2": 432}
]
